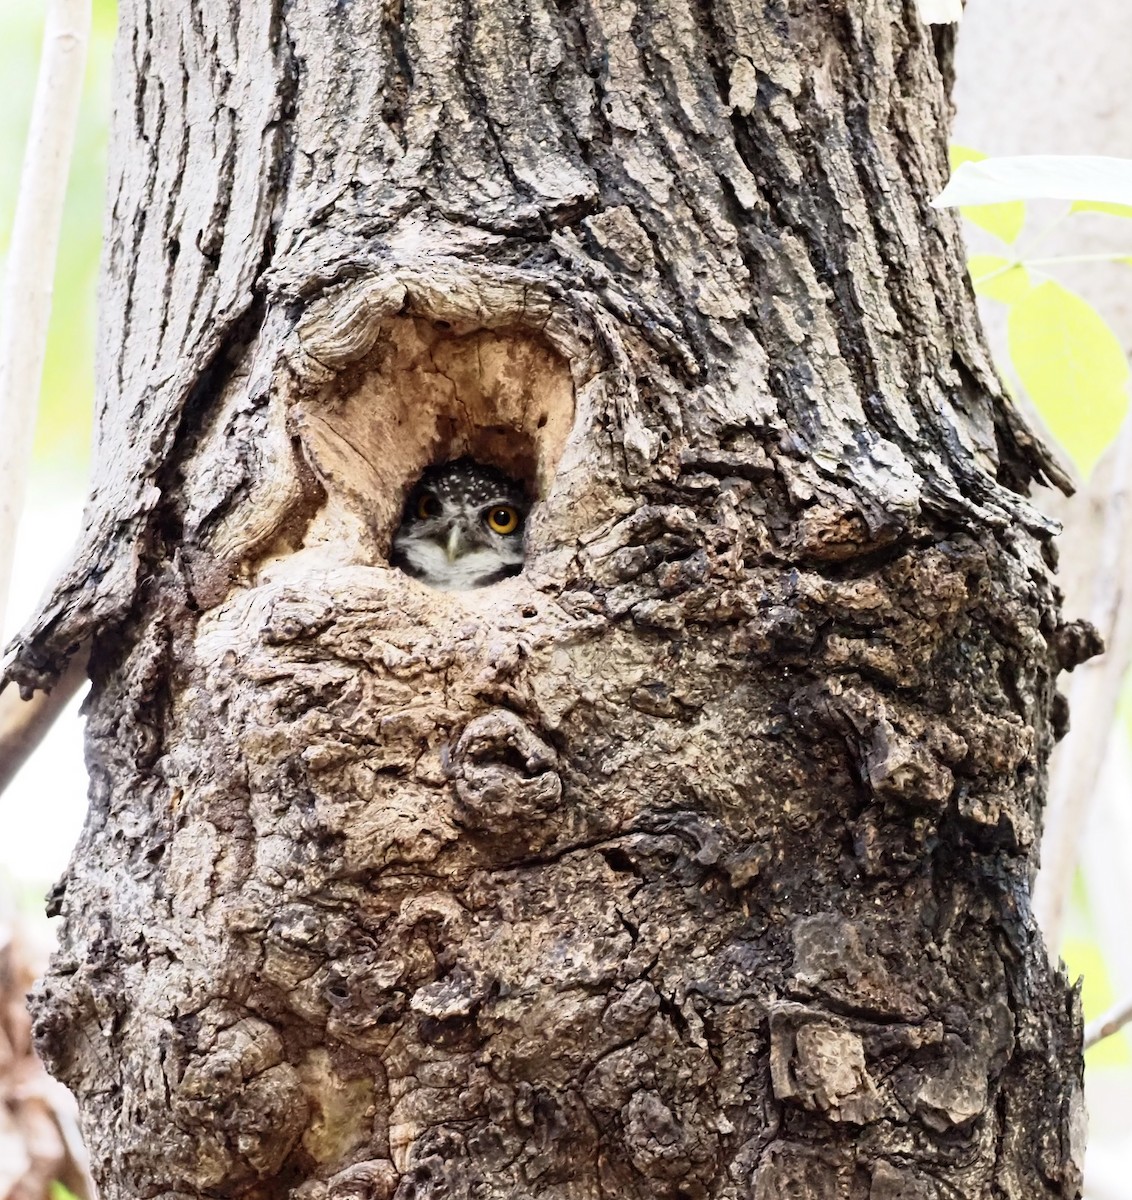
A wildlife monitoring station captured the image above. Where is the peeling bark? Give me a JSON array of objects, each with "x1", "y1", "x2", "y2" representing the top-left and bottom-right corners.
[{"x1": 8, "y1": 1, "x2": 1085, "y2": 1197}]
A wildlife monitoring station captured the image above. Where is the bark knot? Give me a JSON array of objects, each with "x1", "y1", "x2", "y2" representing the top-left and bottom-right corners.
[{"x1": 448, "y1": 708, "x2": 563, "y2": 836}]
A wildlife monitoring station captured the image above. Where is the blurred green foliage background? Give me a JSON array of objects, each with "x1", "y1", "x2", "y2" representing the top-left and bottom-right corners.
[{"x1": 0, "y1": 0, "x2": 117, "y2": 481}]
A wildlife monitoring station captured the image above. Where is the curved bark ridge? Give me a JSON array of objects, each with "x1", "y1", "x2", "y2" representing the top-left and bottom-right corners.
[{"x1": 23, "y1": 0, "x2": 1086, "y2": 1198}]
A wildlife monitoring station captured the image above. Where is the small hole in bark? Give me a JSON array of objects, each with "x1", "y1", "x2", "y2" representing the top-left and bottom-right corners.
[
  {"x1": 375, "y1": 1001, "x2": 405, "y2": 1025},
  {"x1": 602, "y1": 847, "x2": 640, "y2": 875},
  {"x1": 418, "y1": 1014, "x2": 476, "y2": 1047}
]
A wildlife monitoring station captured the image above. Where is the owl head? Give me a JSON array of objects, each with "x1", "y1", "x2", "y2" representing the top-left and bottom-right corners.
[{"x1": 391, "y1": 459, "x2": 530, "y2": 589}]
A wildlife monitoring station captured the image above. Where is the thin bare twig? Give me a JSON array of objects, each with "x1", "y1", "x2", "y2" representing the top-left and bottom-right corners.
[
  {"x1": 0, "y1": 0, "x2": 91, "y2": 629},
  {"x1": 1084, "y1": 994, "x2": 1132, "y2": 1050},
  {"x1": 0, "y1": 648, "x2": 87, "y2": 796}
]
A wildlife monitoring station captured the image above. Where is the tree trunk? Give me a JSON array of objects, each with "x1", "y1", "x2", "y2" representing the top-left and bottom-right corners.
[{"x1": 6, "y1": 1, "x2": 1088, "y2": 1196}]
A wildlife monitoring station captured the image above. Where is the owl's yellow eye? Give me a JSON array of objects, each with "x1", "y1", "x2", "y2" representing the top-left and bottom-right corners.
[
  {"x1": 485, "y1": 505, "x2": 520, "y2": 535},
  {"x1": 417, "y1": 492, "x2": 440, "y2": 520}
]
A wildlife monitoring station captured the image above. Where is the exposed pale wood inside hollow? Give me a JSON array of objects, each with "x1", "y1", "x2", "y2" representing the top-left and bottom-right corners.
[{"x1": 294, "y1": 317, "x2": 576, "y2": 561}]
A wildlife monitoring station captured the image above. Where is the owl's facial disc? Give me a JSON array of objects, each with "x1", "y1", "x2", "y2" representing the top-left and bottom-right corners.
[{"x1": 391, "y1": 459, "x2": 530, "y2": 590}]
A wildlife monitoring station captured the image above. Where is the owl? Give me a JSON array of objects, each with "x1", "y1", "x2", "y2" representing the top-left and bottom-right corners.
[{"x1": 391, "y1": 458, "x2": 530, "y2": 589}]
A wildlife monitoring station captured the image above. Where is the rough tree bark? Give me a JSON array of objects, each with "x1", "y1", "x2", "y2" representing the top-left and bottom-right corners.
[{"x1": 5, "y1": 1, "x2": 1089, "y2": 1197}]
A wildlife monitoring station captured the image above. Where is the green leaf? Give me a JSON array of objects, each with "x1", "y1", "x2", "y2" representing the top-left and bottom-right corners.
[
  {"x1": 1071, "y1": 200, "x2": 1132, "y2": 219},
  {"x1": 949, "y1": 146, "x2": 985, "y2": 170},
  {"x1": 1007, "y1": 281, "x2": 1129, "y2": 476},
  {"x1": 961, "y1": 199, "x2": 1026, "y2": 245},
  {"x1": 947, "y1": 146, "x2": 1026, "y2": 245},
  {"x1": 967, "y1": 254, "x2": 1032, "y2": 304},
  {"x1": 50, "y1": 1184, "x2": 82, "y2": 1200}
]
